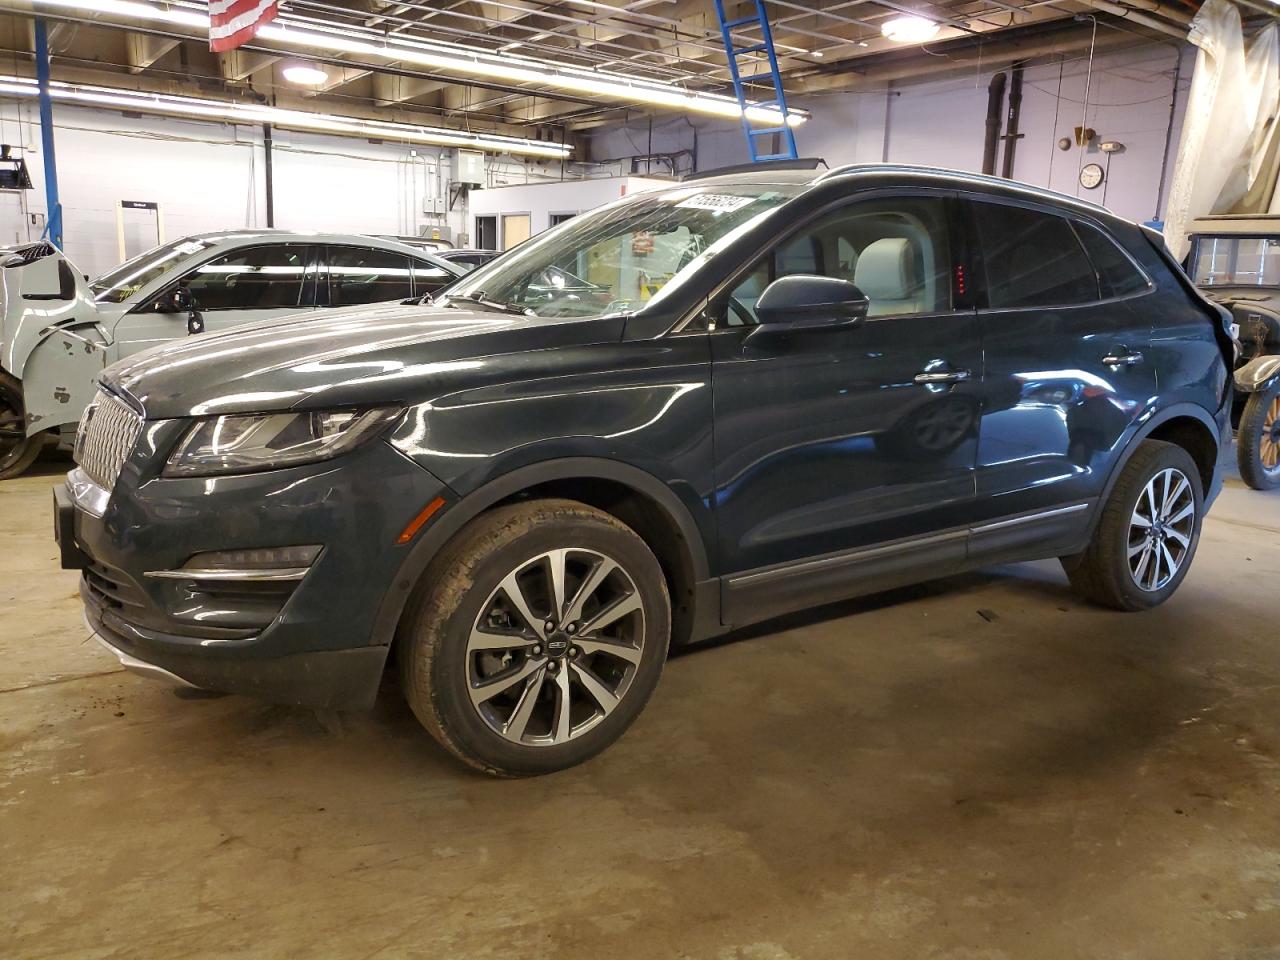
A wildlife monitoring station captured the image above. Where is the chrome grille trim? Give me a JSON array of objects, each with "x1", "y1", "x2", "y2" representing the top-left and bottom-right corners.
[{"x1": 75, "y1": 390, "x2": 143, "y2": 492}]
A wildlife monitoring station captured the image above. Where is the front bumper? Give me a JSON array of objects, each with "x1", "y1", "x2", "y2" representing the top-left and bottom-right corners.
[{"x1": 57, "y1": 431, "x2": 451, "y2": 710}]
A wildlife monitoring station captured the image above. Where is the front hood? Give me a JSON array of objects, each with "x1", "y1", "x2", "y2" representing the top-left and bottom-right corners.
[{"x1": 103, "y1": 302, "x2": 624, "y2": 419}]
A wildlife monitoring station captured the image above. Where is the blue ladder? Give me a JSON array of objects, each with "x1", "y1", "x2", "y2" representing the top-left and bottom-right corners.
[{"x1": 712, "y1": 0, "x2": 798, "y2": 163}]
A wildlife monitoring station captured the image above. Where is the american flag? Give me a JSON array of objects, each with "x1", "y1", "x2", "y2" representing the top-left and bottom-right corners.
[{"x1": 209, "y1": 0, "x2": 281, "y2": 53}]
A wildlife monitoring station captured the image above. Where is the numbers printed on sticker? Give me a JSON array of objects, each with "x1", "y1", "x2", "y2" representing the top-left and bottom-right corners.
[{"x1": 675, "y1": 194, "x2": 756, "y2": 213}]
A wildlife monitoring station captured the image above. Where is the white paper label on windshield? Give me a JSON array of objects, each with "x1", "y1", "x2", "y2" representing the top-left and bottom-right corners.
[
  {"x1": 675, "y1": 194, "x2": 755, "y2": 213},
  {"x1": 175, "y1": 241, "x2": 207, "y2": 255}
]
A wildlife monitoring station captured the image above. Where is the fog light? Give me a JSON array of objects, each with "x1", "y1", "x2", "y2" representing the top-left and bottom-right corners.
[{"x1": 183, "y1": 546, "x2": 322, "y2": 570}]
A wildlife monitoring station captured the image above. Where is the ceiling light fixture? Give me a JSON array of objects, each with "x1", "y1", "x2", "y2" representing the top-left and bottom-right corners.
[
  {"x1": 0, "y1": 75, "x2": 574, "y2": 157},
  {"x1": 282, "y1": 62, "x2": 328, "y2": 86},
  {"x1": 880, "y1": 15, "x2": 941, "y2": 43},
  {"x1": 14, "y1": 0, "x2": 807, "y2": 126}
]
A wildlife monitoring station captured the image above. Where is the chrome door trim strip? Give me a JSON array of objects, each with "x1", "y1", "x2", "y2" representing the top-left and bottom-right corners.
[
  {"x1": 727, "y1": 527, "x2": 970, "y2": 588},
  {"x1": 970, "y1": 502, "x2": 1090, "y2": 535}
]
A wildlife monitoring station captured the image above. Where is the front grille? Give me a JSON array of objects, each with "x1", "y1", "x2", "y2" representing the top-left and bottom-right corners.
[{"x1": 75, "y1": 390, "x2": 143, "y2": 491}]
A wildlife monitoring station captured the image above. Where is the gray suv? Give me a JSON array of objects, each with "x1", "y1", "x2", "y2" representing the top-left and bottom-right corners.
[{"x1": 55, "y1": 163, "x2": 1234, "y2": 776}]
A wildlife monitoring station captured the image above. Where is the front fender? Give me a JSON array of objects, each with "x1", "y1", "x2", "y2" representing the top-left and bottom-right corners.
[{"x1": 1234, "y1": 355, "x2": 1280, "y2": 395}]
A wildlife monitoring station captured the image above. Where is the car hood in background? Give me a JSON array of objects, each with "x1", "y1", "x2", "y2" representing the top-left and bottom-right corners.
[{"x1": 102, "y1": 302, "x2": 627, "y2": 419}]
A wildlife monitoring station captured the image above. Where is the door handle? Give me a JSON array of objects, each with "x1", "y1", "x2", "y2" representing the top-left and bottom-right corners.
[
  {"x1": 914, "y1": 369, "x2": 971, "y2": 384},
  {"x1": 1102, "y1": 348, "x2": 1144, "y2": 367}
]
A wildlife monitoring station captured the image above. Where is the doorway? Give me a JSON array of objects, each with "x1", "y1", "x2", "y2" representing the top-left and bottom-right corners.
[
  {"x1": 501, "y1": 213, "x2": 531, "y2": 251},
  {"x1": 475, "y1": 215, "x2": 497, "y2": 251},
  {"x1": 116, "y1": 200, "x2": 165, "y2": 263}
]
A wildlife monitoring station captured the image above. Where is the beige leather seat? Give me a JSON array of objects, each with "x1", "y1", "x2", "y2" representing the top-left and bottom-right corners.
[{"x1": 853, "y1": 237, "x2": 921, "y2": 317}]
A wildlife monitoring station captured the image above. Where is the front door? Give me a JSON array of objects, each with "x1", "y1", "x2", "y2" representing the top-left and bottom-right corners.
[
  {"x1": 110, "y1": 243, "x2": 320, "y2": 362},
  {"x1": 962, "y1": 197, "x2": 1157, "y2": 556},
  {"x1": 708, "y1": 194, "x2": 982, "y2": 624}
]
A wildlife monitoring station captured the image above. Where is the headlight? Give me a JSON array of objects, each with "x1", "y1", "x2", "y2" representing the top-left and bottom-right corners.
[{"x1": 164, "y1": 407, "x2": 403, "y2": 477}]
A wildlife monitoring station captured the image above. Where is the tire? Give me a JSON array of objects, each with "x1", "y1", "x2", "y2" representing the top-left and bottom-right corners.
[
  {"x1": 1237, "y1": 383, "x2": 1280, "y2": 491},
  {"x1": 398, "y1": 498, "x2": 670, "y2": 777},
  {"x1": 1064, "y1": 439, "x2": 1204, "y2": 611},
  {"x1": 0, "y1": 370, "x2": 44, "y2": 480}
]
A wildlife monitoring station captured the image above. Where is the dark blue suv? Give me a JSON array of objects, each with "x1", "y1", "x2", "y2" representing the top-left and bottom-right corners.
[{"x1": 56, "y1": 163, "x2": 1234, "y2": 776}]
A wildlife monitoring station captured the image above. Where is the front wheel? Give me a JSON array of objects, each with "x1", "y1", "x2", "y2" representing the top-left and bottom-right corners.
[
  {"x1": 398, "y1": 498, "x2": 670, "y2": 776},
  {"x1": 1237, "y1": 383, "x2": 1280, "y2": 491},
  {"x1": 0, "y1": 370, "x2": 45, "y2": 480},
  {"x1": 1064, "y1": 440, "x2": 1203, "y2": 611}
]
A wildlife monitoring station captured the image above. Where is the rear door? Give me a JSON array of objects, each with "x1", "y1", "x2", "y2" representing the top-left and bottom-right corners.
[
  {"x1": 324, "y1": 245, "x2": 415, "y2": 308},
  {"x1": 962, "y1": 197, "x2": 1156, "y2": 558}
]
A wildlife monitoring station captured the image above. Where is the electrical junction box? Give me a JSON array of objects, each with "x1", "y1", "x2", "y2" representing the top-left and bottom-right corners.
[
  {"x1": 422, "y1": 195, "x2": 446, "y2": 215},
  {"x1": 453, "y1": 149, "x2": 484, "y2": 186}
]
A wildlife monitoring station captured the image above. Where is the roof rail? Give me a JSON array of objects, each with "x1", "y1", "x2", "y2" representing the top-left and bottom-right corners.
[
  {"x1": 683, "y1": 157, "x2": 827, "y2": 181},
  {"x1": 815, "y1": 162, "x2": 1109, "y2": 214}
]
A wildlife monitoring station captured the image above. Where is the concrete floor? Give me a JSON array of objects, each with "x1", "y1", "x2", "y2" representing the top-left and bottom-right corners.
[{"x1": 4, "y1": 452, "x2": 1280, "y2": 960}]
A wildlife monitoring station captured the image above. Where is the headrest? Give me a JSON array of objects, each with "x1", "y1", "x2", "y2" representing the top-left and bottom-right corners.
[{"x1": 854, "y1": 237, "x2": 917, "y2": 301}]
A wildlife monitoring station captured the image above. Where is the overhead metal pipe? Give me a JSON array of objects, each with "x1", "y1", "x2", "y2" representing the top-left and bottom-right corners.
[
  {"x1": 262, "y1": 122, "x2": 274, "y2": 228},
  {"x1": 982, "y1": 72, "x2": 1007, "y2": 176},
  {"x1": 1001, "y1": 60, "x2": 1025, "y2": 180},
  {"x1": 1078, "y1": 0, "x2": 1189, "y2": 38}
]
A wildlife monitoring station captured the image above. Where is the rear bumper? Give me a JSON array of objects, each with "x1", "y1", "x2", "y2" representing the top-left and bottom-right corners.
[{"x1": 60, "y1": 433, "x2": 451, "y2": 710}]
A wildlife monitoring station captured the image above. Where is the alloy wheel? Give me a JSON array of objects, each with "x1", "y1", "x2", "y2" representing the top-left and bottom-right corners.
[
  {"x1": 0, "y1": 384, "x2": 29, "y2": 469},
  {"x1": 1262, "y1": 395, "x2": 1280, "y2": 475},
  {"x1": 466, "y1": 548, "x2": 646, "y2": 746},
  {"x1": 1127, "y1": 467, "x2": 1195, "y2": 592}
]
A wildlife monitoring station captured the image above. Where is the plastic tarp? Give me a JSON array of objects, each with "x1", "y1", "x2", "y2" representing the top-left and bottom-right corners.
[{"x1": 1163, "y1": 0, "x2": 1280, "y2": 260}]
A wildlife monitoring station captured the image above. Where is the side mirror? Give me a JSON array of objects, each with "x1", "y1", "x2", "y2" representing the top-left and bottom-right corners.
[
  {"x1": 154, "y1": 286, "x2": 192, "y2": 313},
  {"x1": 754, "y1": 275, "x2": 869, "y2": 330}
]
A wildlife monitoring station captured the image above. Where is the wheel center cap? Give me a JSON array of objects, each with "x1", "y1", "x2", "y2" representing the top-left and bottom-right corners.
[{"x1": 545, "y1": 633, "x2": 571, "y2": 658}]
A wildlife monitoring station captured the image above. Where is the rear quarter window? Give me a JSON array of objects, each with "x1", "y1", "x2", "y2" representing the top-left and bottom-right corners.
[{"x1": 1073, "y1": 221, "x2": 1151, "y2": 298}]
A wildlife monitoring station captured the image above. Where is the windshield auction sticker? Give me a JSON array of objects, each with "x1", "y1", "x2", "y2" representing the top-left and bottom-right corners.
[{"x1": 675, "y1": 194, "x2": 756, "y2": 213}]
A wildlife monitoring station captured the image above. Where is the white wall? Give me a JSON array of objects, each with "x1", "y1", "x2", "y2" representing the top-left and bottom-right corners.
[
  {"x1": 588, "y1": 43, "x2": 1194, "y2": 225},
  {"x1": 0, "y1": 101, "x2": 520, "y2": 278}
]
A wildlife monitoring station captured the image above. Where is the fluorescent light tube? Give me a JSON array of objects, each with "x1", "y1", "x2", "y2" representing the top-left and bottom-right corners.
[{"x1": 0, "y1": 75, "x2": 574, "y2": 157}]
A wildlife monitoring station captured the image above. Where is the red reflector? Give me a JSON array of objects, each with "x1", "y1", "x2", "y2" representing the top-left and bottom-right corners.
[{"x1": 397, "y1": 496, "x2": 447, "y2": 545}]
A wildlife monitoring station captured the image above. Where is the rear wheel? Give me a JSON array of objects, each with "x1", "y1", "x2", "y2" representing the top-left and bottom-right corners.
[
  {"x1": 1237, "y1": 383, "x2": 1280, "y2": 491},
  {"x1": 1064, "y1": 440, "x2": 1203, "y2": 611},
  {"x1": 399, "y1": 498, "x2": 670, "y2": 776},
  {"x1": 0, "y1": 371, "x2": 44, "y2": 480}
]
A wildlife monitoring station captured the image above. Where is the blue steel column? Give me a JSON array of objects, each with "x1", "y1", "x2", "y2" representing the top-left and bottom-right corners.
[{"x1": 34, "y1": 19, "x2": 63, "y2": 248}]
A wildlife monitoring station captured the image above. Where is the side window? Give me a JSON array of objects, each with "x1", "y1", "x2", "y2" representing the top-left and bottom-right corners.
[
  {"x1": 413, "y1": 259, "x2": 455, "y2": 295},
  {"x1": 1073, "y1": 221, "x2": 1151, "y2": 298},
  {"x1": 328, "y1": 247, "x2": 414, "y2": 306},
  {"x1": 718, "y1": 195, "x2": 954, "y2": 326},
  {"x1": 970, "y1": 202, "x2": 1099, "y2": 308},
  {"x1": 183, "y1": 244, "x2": 310, "y2": 311}
]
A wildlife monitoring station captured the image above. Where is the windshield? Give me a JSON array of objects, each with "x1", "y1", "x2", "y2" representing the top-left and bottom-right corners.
[
  {"x1": 90, "y1": 235, "x2": 221, "y2": 303},
  {"x1": 441, "y1": 183, "x2": 802, "y2": 318},
  {"x1": 1192, "y1": 235, "x2": 1280, "y2": 288}
]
